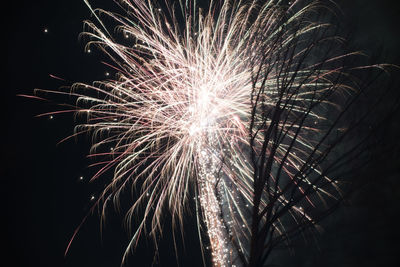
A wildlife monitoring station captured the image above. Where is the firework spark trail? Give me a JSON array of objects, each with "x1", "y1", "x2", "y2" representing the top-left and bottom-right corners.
[
  {"x1": 37, "y1": 0, "x2": 365, "y2": 265},
  {"x1": 197, "y1": 136, "x2": 230, "y2": 266}
]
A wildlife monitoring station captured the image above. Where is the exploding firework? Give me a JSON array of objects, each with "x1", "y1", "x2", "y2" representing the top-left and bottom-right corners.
[{"x1": 34, "y1": 0, "x2": 392, "y2": 266}]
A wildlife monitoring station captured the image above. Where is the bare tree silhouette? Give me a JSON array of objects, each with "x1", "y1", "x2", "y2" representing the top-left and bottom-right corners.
[{"x1": 236, "y1": 3, "x2": 400, "y2": 266}]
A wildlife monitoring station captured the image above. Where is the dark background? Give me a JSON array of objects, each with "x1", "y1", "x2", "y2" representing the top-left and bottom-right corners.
[{"x1": 4, "y1": 1, "x2": 400, "y2": 266}]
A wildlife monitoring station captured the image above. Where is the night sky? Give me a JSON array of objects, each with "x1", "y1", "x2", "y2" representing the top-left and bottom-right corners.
[{"x1": 4, "y1": 1, "x2": 400, "y2": 267}]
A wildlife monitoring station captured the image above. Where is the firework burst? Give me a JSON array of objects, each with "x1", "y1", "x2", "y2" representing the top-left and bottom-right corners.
[{"x1": 35, "y1": 0, "x2": 381, "y2": 266}]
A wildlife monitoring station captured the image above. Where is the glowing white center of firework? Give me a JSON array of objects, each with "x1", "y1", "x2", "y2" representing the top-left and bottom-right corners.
[
  {"x1": 189, "y1": 124, "x2": 199, "y2": 136},
  {"x1": 198, "y1": 86, "x2": 211, "y2": 106},
  {"x1": 188, "y1": 85, "x2": 219, "y2": 136}
]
